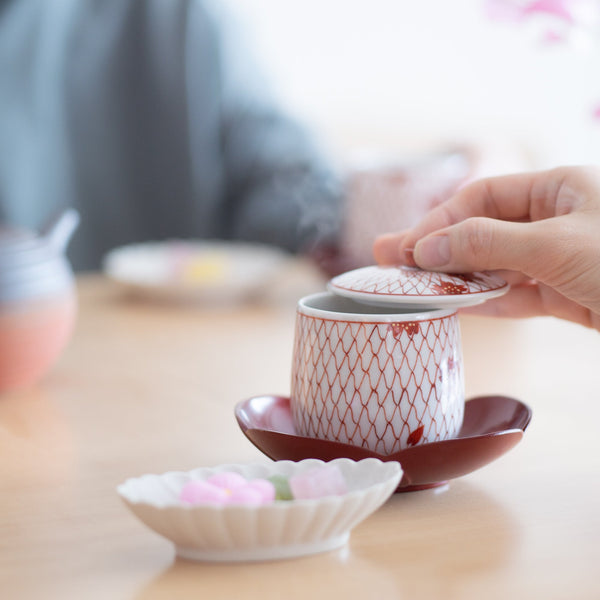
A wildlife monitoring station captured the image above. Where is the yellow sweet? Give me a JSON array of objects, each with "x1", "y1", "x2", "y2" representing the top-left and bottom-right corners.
[{"x1": 180, "y1": 254, "x2": 228, "y2": 285}]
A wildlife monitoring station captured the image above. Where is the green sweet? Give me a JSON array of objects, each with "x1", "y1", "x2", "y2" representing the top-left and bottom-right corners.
[{"x1": 267, "y1": 475, "x2": 294, "y2": 501}]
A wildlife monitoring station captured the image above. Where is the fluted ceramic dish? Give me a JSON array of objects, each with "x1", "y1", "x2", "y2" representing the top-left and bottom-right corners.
[{"x1": 117, "y1": 458, "x2": 402, "y2": 562}]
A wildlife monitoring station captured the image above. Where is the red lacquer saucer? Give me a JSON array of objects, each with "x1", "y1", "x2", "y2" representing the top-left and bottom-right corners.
[{"x1": 235, "y1": 395, "x2": 532, "y2": 492}]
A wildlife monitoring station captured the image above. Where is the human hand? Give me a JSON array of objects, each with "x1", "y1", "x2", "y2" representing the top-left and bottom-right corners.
[{"x1": 373, "y1": 166, "x2": 600, "y2": 330}]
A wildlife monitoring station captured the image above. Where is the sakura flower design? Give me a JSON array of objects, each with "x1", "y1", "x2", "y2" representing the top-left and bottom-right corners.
[
  {"x1": 406, "y1": 425, "x2": 425, "y2": 447},
  {"x1": 431, "y1": 281, "x2": 469, "y2": 295},
  {"x1": 389, "y1": 322, "x2": 421, "y2": 341}
]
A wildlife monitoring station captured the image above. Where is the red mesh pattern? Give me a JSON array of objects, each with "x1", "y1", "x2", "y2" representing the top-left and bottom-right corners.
[
  {"x1": 291, "y1": 312, "x2": 464, "y2": 455},
  {"x1": 330, "y1": 266, "x2": 504, "y2": 298}
]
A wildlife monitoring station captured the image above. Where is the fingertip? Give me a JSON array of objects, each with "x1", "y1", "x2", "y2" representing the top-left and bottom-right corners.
[
  {"x1": 373, "y1": 233, "x2": 405, "y2": 265},
  {"x1": 403, "y1": 247, "x2": 417, "y2": 268}
]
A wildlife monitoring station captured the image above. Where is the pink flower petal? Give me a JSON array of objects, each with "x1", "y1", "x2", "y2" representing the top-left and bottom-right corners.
[
  {"x1": 522, "y1": 0, "x2": 575, "y2": 23},
  {"x1": 179, "y1": 480, "x2": 229, "y2": 504},
  {"x1": 542, "y1": 28, "x2": 567, "y2": 43},
  {"x1": 289, "y1": 464, "x2": 348, "y2": 500},
  {"x1": 206, "y1": 471, "x2": 247, "y2": 490},
  {"x1": 484, "y1": 0, "x2": 525, "y2": 22}
]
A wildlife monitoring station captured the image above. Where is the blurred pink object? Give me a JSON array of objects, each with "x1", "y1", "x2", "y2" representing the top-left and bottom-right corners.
[
  {"x1": 485, "y1": 0, "x2": 578, "y2": 22},
  {"x1": 523, "y1": 0, "x2": 575, "y2": 22},
  {"x1": 0, "y1": 210, "x2": 79, "y2": 393},
  {"x1": 485, "y1": 0, "x2": 599, "y2": 30},
  {"x1": 339, "y1": 148, "x2": 472, "y2": 269},
  {"x1": 592, "y1": 103, "x2": 600, "y2": 120},
  {"x1": 541, "y1": 28, "x2": 568, "y2": 42},
  {"x1": 289, "y1": 464, "x2": 348, "y2": 500},
  {"x1": 484, "y1": 0, "x2": 526, "y2": 21},
  {"x1": 483, "y1": 0, "x2": 600, "y2": 118},
  {"x1": 0, "y1": 299, "x2": 76, "y2": 392}
]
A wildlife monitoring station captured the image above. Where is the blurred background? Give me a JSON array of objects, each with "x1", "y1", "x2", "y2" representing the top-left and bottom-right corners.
[
  {"x1": 2, "y1": 0, "x2": 599, "y2": 293},
  {"x1": 227, "y1": 0, "x2": 600, "y2": 168}
]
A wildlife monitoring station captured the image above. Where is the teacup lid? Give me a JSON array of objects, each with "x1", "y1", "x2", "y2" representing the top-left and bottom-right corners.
[{"x1": 328, "y1": 265, "x2": 509, "y2": 309}]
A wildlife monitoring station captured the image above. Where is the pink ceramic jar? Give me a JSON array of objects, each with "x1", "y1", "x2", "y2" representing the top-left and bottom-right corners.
[{"x1": 0, "y1": 210, "x2": 79, "y2": 392}]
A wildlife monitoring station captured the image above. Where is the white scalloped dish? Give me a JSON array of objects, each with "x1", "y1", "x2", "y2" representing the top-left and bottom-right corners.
[
  {"x1": 103, "y1": 240, "x2": 289, "y2": 304},
  {"x1": 117, "y1": 458, "x2": 402, "y2": 562}
]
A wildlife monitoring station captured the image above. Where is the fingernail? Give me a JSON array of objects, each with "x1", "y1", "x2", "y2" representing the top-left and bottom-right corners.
[
  {"x1": 414, "y1": 235, "x2": 450, "y2": 268},
  {"x1": 403, "y1": 248, "x2": 416, "y2": 267}
]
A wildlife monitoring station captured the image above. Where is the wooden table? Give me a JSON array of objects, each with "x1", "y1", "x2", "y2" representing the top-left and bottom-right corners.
[{"x1": 1, "y1": 267, "x2": 599, "y2": 600}]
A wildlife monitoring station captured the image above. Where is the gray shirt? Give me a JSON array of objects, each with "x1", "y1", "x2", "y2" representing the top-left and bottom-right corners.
[{"x1": 0, "y1": 0, "x2": 342, "y2": 270}]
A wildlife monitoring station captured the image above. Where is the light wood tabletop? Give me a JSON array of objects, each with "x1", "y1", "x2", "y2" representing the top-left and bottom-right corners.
[{"x1": 1, "y1": 266, "x2": 599, "y2": 600}]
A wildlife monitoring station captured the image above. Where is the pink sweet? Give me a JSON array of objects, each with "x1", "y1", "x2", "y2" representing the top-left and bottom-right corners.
[
  {"x1": 179, "y1": 471, "x2": 276, "y2": 506},
  {"x1": 228, "y1": 483, "x2": 274, "y2": 504},
  {"x1": 180, "y1": 480, "x2": 229, "y2": 504},
  {"x1": 206, "y1": 471, "x2": 247, "y2": 490},
  {"x1": 288, "y1": 464, "x2": 348, "y2": 500},
  {"x1": 243, "y1": 479, "x2": 276, "y2": 503}
]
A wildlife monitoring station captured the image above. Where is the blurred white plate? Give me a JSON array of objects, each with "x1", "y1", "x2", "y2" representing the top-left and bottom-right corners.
[
  {"x1": 103, "y1": 240, "x2": 290, "y2": 303},
  {"x1": 117, "y1": 458, "x2": 402, "y2": 562}
]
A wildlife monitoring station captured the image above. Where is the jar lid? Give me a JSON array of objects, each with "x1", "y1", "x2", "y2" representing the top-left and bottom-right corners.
[
  {"x1": 0, "y1": 228, "x2": 52, "y2": 269},
  {"x1": 328, "y1": 265, "x2": 509, "y2": 309}
]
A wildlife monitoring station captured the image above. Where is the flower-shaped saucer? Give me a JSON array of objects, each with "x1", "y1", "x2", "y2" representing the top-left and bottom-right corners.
[
  {"x1": 117, "y1": 458, "x2": 401, "y2": 562},
  {"x1": 235, "y1": 395, "x2": 532, "y2": 492}
]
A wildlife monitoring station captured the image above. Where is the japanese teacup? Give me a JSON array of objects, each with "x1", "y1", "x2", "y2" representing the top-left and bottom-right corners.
[{"x1": 290, "y1": 292, "x2": 464, "y2": 455}]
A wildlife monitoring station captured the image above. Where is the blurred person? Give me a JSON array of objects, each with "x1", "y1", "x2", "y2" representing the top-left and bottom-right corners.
[
  {"x1": 0, "y1": 0, "x2": 471, "y2": 273},
  {"x1": 0, "y1": 0, "x2": 343, "y2": 271},
  {"x1": 374, "y1": 166, "x2": 600, "y2": 331}
]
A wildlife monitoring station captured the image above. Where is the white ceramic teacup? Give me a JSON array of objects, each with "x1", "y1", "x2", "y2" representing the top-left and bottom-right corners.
[{"x1": 290, "y1": 292, "x2": 464, "y2": 455}]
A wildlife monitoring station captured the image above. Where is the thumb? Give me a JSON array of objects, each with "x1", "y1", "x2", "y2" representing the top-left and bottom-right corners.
[{"x1": 413, "y1": 217, "x2": 565, "y2": 280}]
